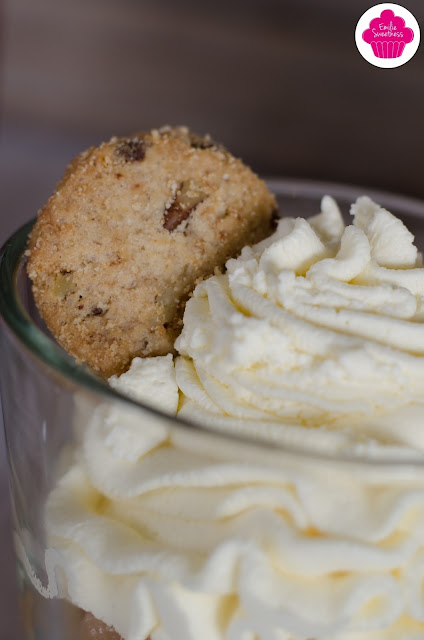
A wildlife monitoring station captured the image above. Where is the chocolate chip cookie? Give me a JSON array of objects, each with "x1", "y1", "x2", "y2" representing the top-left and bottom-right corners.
[{"x1": 27, "y1": 126, "x2": 276, "y2": 377}]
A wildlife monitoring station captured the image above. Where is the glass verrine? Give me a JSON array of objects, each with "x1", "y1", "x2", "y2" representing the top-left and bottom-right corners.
[{"x1": 2, "y1": 179, "x2": 424, "y2": 640}]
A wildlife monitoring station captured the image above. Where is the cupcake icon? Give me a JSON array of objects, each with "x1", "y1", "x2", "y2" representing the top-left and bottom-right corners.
[{"x1": 362, "y1": 8, "x2": 414, "y2": 58}]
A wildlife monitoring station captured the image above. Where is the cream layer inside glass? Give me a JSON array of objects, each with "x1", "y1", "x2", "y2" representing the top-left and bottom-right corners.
[{"x1": 23, "y1": 196, "x2": 424, "y2": 639}]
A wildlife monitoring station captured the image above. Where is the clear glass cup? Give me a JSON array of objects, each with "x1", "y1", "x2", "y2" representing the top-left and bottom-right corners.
[{"x1": 2, "y1": 179, "x2": 424, "y2": 640}]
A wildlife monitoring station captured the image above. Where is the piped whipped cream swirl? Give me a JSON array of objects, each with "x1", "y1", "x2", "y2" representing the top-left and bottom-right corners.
[
  {"x1": 36, "y1": 197, "x2": 424, "y2": 640},
  {"x1": 175, "y1": 195, "x2": 424, "y2": 455}
]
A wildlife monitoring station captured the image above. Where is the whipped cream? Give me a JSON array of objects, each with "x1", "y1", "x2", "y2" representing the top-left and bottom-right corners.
[
  {"x1": 175, "y1": 195, "x2": 424, "y2": 457},
  {"x1": 26, "y1": 197, "x2": 424, "y2": 640}
]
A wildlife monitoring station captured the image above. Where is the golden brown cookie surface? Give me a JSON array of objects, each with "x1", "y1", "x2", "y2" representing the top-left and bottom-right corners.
[
  {"x1": 80, "y1": 611, "x2": 125, "y2": 640},
  {"x1": 27, "y1": 126, "x2": 276, "y2": 377}
]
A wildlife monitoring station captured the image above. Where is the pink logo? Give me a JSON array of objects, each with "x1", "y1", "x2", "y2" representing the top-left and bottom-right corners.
[{"x1": 362, "y1": 8, "x2": 414, "y2": 58}]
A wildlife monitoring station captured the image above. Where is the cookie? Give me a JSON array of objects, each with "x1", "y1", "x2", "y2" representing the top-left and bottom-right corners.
[
  {"x1": 27, "y1": 126, "x2": 276, "y2": 377},
  {"x1": 80, "y1": 611, "x2": 125, "y2": 640}
]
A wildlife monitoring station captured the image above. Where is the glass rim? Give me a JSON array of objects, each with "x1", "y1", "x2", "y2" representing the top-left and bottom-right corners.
[{"x1": 2, "y1": 176, "x2": 424, "y2": 469}]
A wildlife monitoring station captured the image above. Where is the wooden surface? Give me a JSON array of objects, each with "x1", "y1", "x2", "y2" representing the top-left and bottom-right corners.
[{"x1": 1, "y1": 0, "x2": 424, "y2": 637}]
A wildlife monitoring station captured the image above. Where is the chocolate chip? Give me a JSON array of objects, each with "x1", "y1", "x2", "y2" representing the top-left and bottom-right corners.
[
  {"x1": 90, "y1": 307, "x2": 104, "y2": 316},
  {"x1": 163, "y1": 202, "x2": 191, "y2": 231},
  {"x1": 163, "y1": 181, "x2": 207, "y2": 231},
  {"x1": 116, "y1": 138, "x2": 146, "y2": 162},
  {"x1": 189, "y1": 133, "x2": 218, "y2": 149},
  {"x1": 77, "y1": 304, "x2": 84, "y2": 310}
]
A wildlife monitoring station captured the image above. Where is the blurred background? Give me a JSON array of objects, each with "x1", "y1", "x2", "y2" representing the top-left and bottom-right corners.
[{"x1": 0, "y1": 0, "x2": 423, "y2": 637}]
